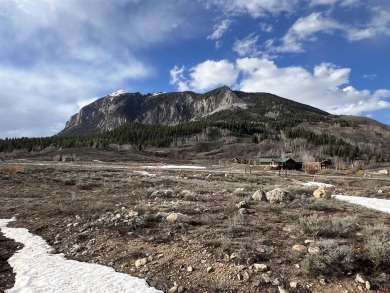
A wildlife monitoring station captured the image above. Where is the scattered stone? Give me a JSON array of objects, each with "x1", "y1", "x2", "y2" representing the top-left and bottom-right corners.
[
  {"x1": 378, "y1": 190, "x2": 383, "y2": 194},
  {"x1": 166, "y1": 213, "x2": 192, "y2": 223},
  {"x1": 290, "y1": 281, "x2": 298, "y2": 288},
  {"x1": 236, "y1": 201, "x2": 249, "y2": 209},
  {"x1": 128, "y1": 210, "x2": 139, "y2": 217},
  {"x1": 265, "y1": 188, "x2": 294, "y2": 203},
  {"x1": 278, "y1": 286, "x2": 289, "y2": 293},
  {"x1": 252, "y1": 190, "x2": 267, "y2": 202},
  {"x1": 355, "y1": 273, "x2": 367, "y2": 284},
  {"x1": 313, "y1": 186, "x2": 333, "y2": 199},
  {"x1": 177, "y1": 286, "x2": 185, "y2": 293},
  {"x1": 135, "y1": 257, "x2": 148, "y2": 268},
  {"x1": 234, "y1": 188, "x2": 246, "y2": 196},
  {"x1": 187, "y1": 266, "x2": 193, "y2": 272},
  {"x1": 291, "y1": 244, "x2": 307, "y2": 252},
  {"x1": 155, "y1": 211, "x2": 169, "y2": 218},
  {"x1": 262, "y1": 273, "x2": 272, "y2": 284},
  {"x1": 272, "y1": 278, "x2": 281, "y2": 286},
  {"x1": 304, "y1": 239, "x2": 314, "y2": 245},
  {"x1": 238, "y1": 208, "x2": 249, "y2": 215},
  {"x1": 253, "y1": 263, "x2": 268, "y2": 272},
  {"x1": 168, "y1": 286, "x2": 178, "y2": 293},
  {"x1": 206, "y1": 266, "x2": 214, "y2": 273},
  {"x1": 308, "y1": 246, "x2": 320, "y2": 254}
]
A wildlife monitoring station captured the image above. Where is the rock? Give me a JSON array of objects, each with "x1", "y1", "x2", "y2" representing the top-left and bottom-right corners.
[
  {"x1": 308, "y1": 246, "x2": 320, "y2": 254},
  {"x1": 265, "y1": 188, "x2": 294, "y2": 203},
  {"x1": 262, "y1": 273, "x2": 272, "y2": 283},
  {"x1": 290, "y1": 281, "x2": 298, "y2": 288},
  {"x1": 177, "y1": 286, "x2": 185, "y2": 293},
  {"x1": 355, "y1": 273, "x2": 366, "y2": 284},
  {"x1": 238, "y1": 208, "x2": 249, "y2": 215},
  {"x1": 155, "y1": 211, "x2": 169, "y2": 218},
  {"x1": 252, "y1": 190, "x2": 267, "y2": 202},
  {"x1": 313, "y1": 186, "x2": 333, "y2": 199},
  {"x1": 166, "y1": 213, "x2": 192, "y2": 223},
  {"x1": 278, "y1": 286, "x2": 289, "y2": 293},
  {"x1": 128, "y1": 210, "x2": 139, "y2": 217},
  {"x1": 236, "y1": 201, "x2": 249, "y2": 209},
  {"x1": 187, "y1": 266, "x2": 194, "y2": 272},
  {"x1": 291, "y1": 244, "x2": 307, "y2": 252},
  {"x1": 378, "y1": 190, "x2": 383, "y2": 194},
  {"x1": 253, "y1": 263, "x2": 268, "y2": 272},
  {"x1": 234, "y1": 187, "x2": 246, "y2": 196},
  {"x1": 168, "y1": 286, "x2": 178, "y2": 293},
  {"x1": 272, "y1": 278, "x2": 281, "y2": 286},
  {"x1": 365, "y1": 281, "x2": 371, "y2": 290},
  {"x1": 206, "y1": 266, "x2": 214, "y2": 273},
  {"x1": 135, "y1": 257, "x2": 148, "y2": 268}
]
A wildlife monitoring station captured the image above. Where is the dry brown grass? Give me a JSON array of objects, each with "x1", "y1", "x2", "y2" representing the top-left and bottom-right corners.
[
  {"x1": 305, "y1": 164, "x2": 317, "y2": 174},
  {"x1": 0, "y1": 164, "x2": 25, "y2": 174}
]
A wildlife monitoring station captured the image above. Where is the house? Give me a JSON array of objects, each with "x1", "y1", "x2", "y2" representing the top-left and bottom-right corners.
[
  {"x1": 258, "y1": 157, "x2": 302, "y2": 170},
  {"x1": 319, "y1": 159, "x2": 333, "y2": 169}
]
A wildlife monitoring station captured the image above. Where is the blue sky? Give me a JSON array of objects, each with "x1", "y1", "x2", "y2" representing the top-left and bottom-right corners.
[{"x1": 0, "y1": 0, "x2": 389, "y2": 138}]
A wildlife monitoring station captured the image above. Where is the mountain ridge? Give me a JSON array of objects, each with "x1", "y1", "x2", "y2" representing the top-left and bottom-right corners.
[{"x1": 59, "y1": 86, "x2": 330, "y2": 136}]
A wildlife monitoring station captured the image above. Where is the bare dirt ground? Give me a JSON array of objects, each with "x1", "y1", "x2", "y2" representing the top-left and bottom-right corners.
[{"x1": 1, "y1": 156, "x2": 390, "y2": 293}]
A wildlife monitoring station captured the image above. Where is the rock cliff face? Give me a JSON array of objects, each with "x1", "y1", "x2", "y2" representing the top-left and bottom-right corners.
[
  {"x1": 59, "y1": 87, "x2": 251, "y2": 136},
  {"x1": 59, "y1": 86, "x2": 328, "y2": 136}
]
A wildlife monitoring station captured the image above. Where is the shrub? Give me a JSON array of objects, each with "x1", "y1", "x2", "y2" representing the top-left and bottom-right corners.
[
  {"x1": 305, "y1": 164, "x2": 317, "y2": 174},
  {"x1": 299, "y1": 215, "x2": 358, "y2": 237},
  {"x1": 0, "y1": 164, "x2": 25, "y2": 174},
  {"x1": 363, "y1": 224, "x2": 390, "y2": 267},
  {"x1": 318, "y1": 168, "x2": 333, "y2": 175},
  {"x1": 302, "y1": 240, "x2": 356, "y2": 276}
]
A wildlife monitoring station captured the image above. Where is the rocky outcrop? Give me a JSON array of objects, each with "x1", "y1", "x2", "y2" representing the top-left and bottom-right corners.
[{"x1": 59, "y1": 86, "x2": 249, "y2": 136}]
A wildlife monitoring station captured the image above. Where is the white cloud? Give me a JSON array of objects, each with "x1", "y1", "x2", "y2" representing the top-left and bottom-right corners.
[
  {"x1": 207, "y1": 19, "x2": 232, "y2": 40},
  {"x1": 260, "y1": 23, "x2": 273, "y2": 32},
  {"x1": 347, "y1": 8, "x2": 390, "y2": 41},
  {"x1": 0, "y1": 0, "x2": 205, "y2": 137},
  {"x1": 170, "y1": 60, "x2": 239, "y2": 92},
  {"x1": 232, "y1": 34, "x2": 260, "y2": 56},
  {"x1": 205, "y1": 0, "x2": 299, "y2": 17},
  {"x1": 309, "y1": 0, "x2": 361, "y2": 7},
  {"x1": 170, "y1": 57, "x2": 390, "y2": 116},
  {"x1": 277, "y1": 12, "x2": 343, "y2": 52},
  {"x1": 169, "y1": 66, "x2": 189, "y2": 91}
]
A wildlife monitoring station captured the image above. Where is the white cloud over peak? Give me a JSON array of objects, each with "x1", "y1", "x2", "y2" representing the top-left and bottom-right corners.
[
  {"x1": 309, "y1": 0, "x2": 361, "y2": 7},
  {"x1": 170, "y1": 58, "x2": 390, "y2": 116}
]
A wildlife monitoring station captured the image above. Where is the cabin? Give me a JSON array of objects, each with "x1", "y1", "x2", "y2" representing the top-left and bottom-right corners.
[
  {"x1": 258, "y1": 157, "x2": 302, "y2": 170},
  {"x1": 319, "y1": 159, "x2": 333, "y2": 169}
]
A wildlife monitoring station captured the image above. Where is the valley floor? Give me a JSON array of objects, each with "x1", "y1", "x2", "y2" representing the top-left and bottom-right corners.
[{"x1": 1, "y1": 160, "x2": 390, "y2": 292}]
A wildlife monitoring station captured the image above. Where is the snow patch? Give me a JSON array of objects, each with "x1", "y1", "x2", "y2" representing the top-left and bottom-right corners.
[
  {"x1": 133, "y1": 170, "x2": 156, "y2": 177},
  {"x1": 302, "y1": 181, "x2": 335, "y2": 188},
  {"x1": 0, "y1": 218, "x2": 162, "y2": 293},
  {"x1": 333, "y1": 194, "x2": 390, "y2": 214},
  {"x1": 142, "y1": 164, "x2": 206, "y2": 170},
  {"x1": 108, "y1": 90, "x2": 128, "y2": 97}
]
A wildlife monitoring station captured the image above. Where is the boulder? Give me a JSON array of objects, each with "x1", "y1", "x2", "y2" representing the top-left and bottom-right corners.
[
  {"x1": 166, "y1": 212, "x2": 192, "y2": 223},
  {"x1": 265, "y1": 188, "x2": 294, "y2": 203},
  {"x1": 252, "y1": 190, "x2": 268, "y2": 202},
  {"x1": 313, "y1": 186, "x2": 333, "y2": 199},
  {"x1": 236, "y1": 201, "x2": 249, "y2": 209}
]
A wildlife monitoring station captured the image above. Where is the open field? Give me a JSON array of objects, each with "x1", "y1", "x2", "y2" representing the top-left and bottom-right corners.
[{"x1": 1, "y1": 158, "x2": 390, "y2": 293}]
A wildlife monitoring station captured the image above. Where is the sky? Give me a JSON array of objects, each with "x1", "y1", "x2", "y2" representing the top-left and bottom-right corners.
[{"x1": 0, "y1": 0, "x2": 389, "y2": 138}]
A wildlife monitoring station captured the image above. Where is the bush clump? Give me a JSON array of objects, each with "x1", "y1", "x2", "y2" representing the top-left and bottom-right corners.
[
  {"x1": 302, "y1": 240, "x2": 356, "y2": 276},
  {"x1": 363, "y1": 224, "x2": 390, "y2": 267}
]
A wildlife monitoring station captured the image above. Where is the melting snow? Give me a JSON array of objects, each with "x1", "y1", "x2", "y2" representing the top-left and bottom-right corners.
[
  {"x1": 142, "y1": 164, "x2": 206, "y2": 170},
  {"x1": 0, "y1": 218, "x2": 162, "y2": 293},
  {"x1": 133, "y1": 170, "x2": 156, "y2": 177},
  {"x1": 302, "y1": 181, "x2": 335, "y2": 188},
  {"x1": 333, "y1": 194, "x2": 390, "y2": 214}
]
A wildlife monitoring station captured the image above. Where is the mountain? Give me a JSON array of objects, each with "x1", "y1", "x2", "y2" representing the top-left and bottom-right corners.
[{"x1": 59, "y1": 86, "x2": 328, "y2": 136}]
